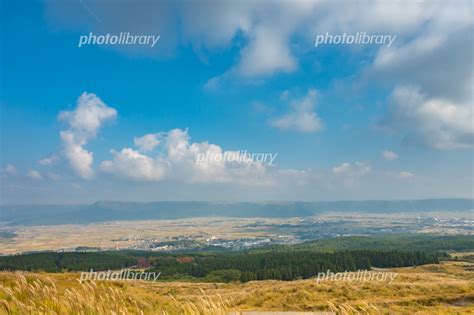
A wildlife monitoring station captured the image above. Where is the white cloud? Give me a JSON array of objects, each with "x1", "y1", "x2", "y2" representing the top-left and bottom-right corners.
[
  {"x1": 101, "y1": 148, "x2": 169, "y2": 181},
  {"x1": 181, "y1": 1, "x2": 316, "y2": 77},
  {"x1": 39, "y1": 154, "x2": 60, "y2": 166},
  {"x1": 134, "y1": 133, "x2": 161, "y2": 152},
  {"x1": 382, "y1": 150, "x2": 398, "y2": 161},
  {"x1": 3, "y1": 164, "x2": 17, "y2": 176},
  {"x1": 60, "y1": 131, "x2": 94, "y2": 179},
  {"x1": 58, "y1": 92, "x2": 117, "y2": 179},
  {"x1": 382, "y1": 86, "x2": 473, "y2": 150},
  {"x1": 58, "y1": 92, "x2": 117, "y2": 137},
  {"x1": 28, "y1": 170, "x2": 42, "y2": 180},
  {"x1": 101, "y1": 128, "x2": 272, "y2": 185},
  {"x1": 269, "y1": 89, "x2": 323, "y2": 133}
]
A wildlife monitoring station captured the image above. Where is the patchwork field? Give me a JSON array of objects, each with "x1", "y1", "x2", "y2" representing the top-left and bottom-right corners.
[
  {"x1": 1, "y1": 261, "x2": 473, "y2": 314},
  {"x1": 1, "y1": 211, "x2": 472, "y2": 255},
  {"x1": 0, "y1": 217, "x2": 289, "y2": 254}
]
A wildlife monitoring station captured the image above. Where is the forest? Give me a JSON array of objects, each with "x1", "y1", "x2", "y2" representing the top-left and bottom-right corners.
[
  {"x1": 1, "y1": 234, "x2": 470, "y2": 282},
  {"x1": 0, "y1": 250, "x2": 438, "y2": 282},
  {"x1": 151, "y1": 250, "x2": 439, "y2": 282}
]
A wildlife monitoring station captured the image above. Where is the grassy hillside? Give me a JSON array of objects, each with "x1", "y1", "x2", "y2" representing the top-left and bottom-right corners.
[{"x1": 0, "y1": 261, "x2": 473, "y2": 314}]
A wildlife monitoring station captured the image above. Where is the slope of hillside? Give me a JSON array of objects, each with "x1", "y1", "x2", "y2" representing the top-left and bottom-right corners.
[{"x1": 1, "y1": 261, "x2": 473, "y2": 314}]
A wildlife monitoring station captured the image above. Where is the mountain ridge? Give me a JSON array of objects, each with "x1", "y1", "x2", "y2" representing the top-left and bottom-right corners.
[{"x1": 1, "y1": 198, "x2": 472, "y2": 226}]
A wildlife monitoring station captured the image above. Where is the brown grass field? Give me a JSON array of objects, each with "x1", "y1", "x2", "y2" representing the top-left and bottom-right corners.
[{"x1": 0, "y1": 261, "x2": 473, "y2": 314}]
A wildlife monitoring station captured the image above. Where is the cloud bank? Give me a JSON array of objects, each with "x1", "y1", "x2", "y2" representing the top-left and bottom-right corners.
[{"x1": 101, "y1": 129, "x2": 272, "y2": 185}]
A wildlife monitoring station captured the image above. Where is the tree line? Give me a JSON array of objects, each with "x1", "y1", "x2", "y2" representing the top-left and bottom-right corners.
[
  {"x1": 0, "y1": 252, "x2": 135, "y2": 272},
  {"x1": 0, "y1": 249, "x2": 438, "y2": 283},
  {"x1": 151, "y1": 250, "x2": 438, "y2": 282}
]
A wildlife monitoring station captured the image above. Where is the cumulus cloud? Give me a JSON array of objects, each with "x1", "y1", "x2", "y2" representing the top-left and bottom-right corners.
[
  {"x1": 381, "y1": 86, "x2": 473, "y2": 150},
  {"x1": 101, "y1": 148, "x2": 169, "y2": 181},
  {"x1": 382, "y1": 150, "x2": 398, "y2": 161},
  {"x1": 28, "y1": 170, "x2": 42, "y2": 180},
  {"x1": 134, "y1": 133, "x2": 161, "y2": 152},
  {"x1": 269, "y1": 89, "x2": 323, "y2": 133},
  {"x1": 58, "y1": 92, "x2": 117, "y2": 178},
  {"x1": 101, "y1": 128, "x2": 272, "y2": 185},
  {"x1": 60, "y1": 131, "x2": 95, "y2": 179},
  {"x1": 100, "y1": 128, "x2": 384, "y2": 192},
  {"x1": 58, "y1": 93, "x2": 117, "y2": 137}
]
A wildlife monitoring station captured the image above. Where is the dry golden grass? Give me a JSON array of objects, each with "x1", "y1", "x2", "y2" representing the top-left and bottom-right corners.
[
  {"x1": 0, "y1": 261, "x2": 473, "y2": 314},
  {"x1": 0, "y1": 272, "x2": 149, "y2": 314},
  {"x1": 0, "y1": 273, "x2": 232, "y2": 315}
]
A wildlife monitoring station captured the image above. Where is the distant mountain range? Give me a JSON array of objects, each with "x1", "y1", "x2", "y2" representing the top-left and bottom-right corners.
[{"x1": 1, "y1": 199, "x2": 472, "y2": 226}]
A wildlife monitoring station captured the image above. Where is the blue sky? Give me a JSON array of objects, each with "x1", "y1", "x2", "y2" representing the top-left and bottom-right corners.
[{"x1": 1, "y1": 0, "x2": 473, "y2": 204}]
